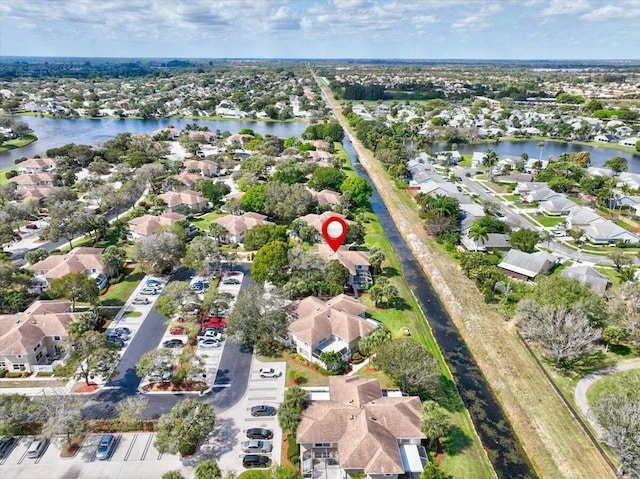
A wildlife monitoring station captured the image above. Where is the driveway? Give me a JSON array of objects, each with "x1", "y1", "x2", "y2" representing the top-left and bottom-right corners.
[
  {"x1": 574, "y1": 359, "x2": 640, "y2": 437},
  {"x1": 0, "y1": 433, "x2": 190, "y2": 479}
]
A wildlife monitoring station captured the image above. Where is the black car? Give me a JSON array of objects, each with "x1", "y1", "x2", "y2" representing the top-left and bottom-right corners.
[
  {"x1": 250, "y1": 405, "x2": 277, "y2": 417},
  {"x1": 242, "y1": 454, "x2": 271, "y2": 468},
  {"x1": 162, "y1": 339, "x2": 184, "y2": 348},
  {"x1": 246, "y1": 428, "x2": 273, "y2": 440},
  {"x1": 0, "y1": 436, "x2": 15, "y2": 458}
]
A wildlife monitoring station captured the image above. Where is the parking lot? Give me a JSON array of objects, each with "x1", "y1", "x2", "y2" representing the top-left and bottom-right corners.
[
  {"x1": 0, "y1": 433, "x2": 190, "y2": 479},
  {"x1": 197, "y1": 359, "x2": 286, "y2": 472}
]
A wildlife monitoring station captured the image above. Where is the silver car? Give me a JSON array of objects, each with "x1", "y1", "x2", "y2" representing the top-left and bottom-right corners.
[{"x1": 241, "y1": 440, "x2": 273, "y2": 453}]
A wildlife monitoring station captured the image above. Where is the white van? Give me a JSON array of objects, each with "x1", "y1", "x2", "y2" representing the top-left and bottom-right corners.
[{"x1": 26, "y1": 438, "x2": 46, "y2": 458}]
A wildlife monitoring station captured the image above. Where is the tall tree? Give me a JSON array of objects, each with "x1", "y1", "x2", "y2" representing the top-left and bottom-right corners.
[
  {"x1": 468, "y1": 222, "x2": 489, "y2": 251},
  {"x1": 517, "y1": 299, "x2": 602, "y2": 368},
  {"x1": 49, "y1": 272, "x2": 99, "y2": 311},
  {"x1": 65, "y1": 330, "x2": 119, "y2": 385},
  {"x1": 102, "y1": 245, "x2": 127, "y2": 276},
  {"x1": 155, "y1": 399, "x2": 216, "y2": 456},
  {"x1": 509, "y1": 228, "x2": 540, "y2": 253},
  {"x1": 372, "y1": 338, "x2": 440, "y2": 396},
  {"x1": 250, "y1": 241, "x2": 289, "y2": 285},
  {"x1": 132, "y1": 230, "x2": 185, "y2": 273},
  {"x1": 421, "y1": 400, "x2": 451, "y2": 450}
]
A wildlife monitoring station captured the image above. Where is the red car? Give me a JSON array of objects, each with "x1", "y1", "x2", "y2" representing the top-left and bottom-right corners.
[{"x1": 202, "y1": 316, "x2": 227, "y2": 328}]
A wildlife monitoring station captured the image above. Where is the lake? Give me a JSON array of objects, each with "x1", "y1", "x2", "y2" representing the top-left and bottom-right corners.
[
  {"x1": 430, "y1": 139, "x2": 640, "y2": 173},
  {"x1": 0, "y1": 116, "x2": 308, "y2": 169}
]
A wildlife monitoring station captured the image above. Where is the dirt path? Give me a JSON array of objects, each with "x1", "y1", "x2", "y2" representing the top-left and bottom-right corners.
[{"x1": 318, "y1": 79, "x2": 616, "y2": 479}]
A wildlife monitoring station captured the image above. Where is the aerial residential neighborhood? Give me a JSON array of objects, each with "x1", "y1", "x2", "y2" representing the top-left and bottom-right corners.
[{"x1": 0, "y1": 2, "x2": 639, "y2": 479}]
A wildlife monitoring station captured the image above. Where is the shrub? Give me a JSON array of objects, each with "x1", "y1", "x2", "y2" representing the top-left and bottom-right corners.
[
  {"x1": 6, "y1": 372, "x2": 25, "y2": 378},
  {"x1": 5, "y1": 169, "x2": 18, "y2": 179},
  {"x1": 286, "y1": 433, "x2": 299, "y2": 465},
  {"x1": 109, "y1": 274, "x2": 124, "y2": 284},
  {"x1": 0, "y1": 369, "x2": 6, "y2": 378},
  {"x1": 351, "y1": 352, "x2": 364, "y2": 364},
  {"x1": 162, "y1": 472, "x2": 184, "y2": 479},
  {"x1": 36, "y1": 371, "x2": 55, "y2": 377}
]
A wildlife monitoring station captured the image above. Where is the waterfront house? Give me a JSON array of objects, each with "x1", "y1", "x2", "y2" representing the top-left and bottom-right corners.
[
  {"x1": 287, "y1": 294, "x2": 377, "y2": 367},
  {"x1": 11, "y1": 172, "x2": 55, "y2": 190},
  {"x1": 297, "y1": 376, "x2": 428, "y2": 479},
  {"x1": 317, "y1": 244, "x2": 372, "y2": 289},
  {"x1": 17, "y1": 157, "x2": 57, "y2": 174}
]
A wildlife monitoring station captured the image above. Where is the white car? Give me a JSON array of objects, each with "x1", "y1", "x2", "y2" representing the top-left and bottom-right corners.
[
  {"x1": 198, "y1": 339, "x2": 221, "y2": 349},
  {"x1": 132, "y1": 296, "x2": 150, "y2": 305},
  {"x1": 259, "y1": 368, "x2": 281, "y2": 379},
  {"x1": 241, "y1": 439, "x2": 273, "y2": 453}
]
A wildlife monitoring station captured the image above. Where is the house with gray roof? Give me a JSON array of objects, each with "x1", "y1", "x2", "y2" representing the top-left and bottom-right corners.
[
  {"x1": 539, "y1": 195, "x2": 579, "y2": 216},
  {"x1": 461, "y1": 233, "x2": 511, "y2": 252},
  {"x1": 498, "y1": 249, "x2": 556, "y2": 281},
  {"x1": 566, "y1": 207, "x2": 601, "y2": 229},
  {"x1": 560, "y1": 265, "x2": 610, "y2": 296},
  {"x1": 515, "y1": 182, "x2": 548, "y2": 195},
  {"x1": 584, "y1": 219, "x2": 639, "y2": 245},
  {"x1": 526, "y1": 187, "x2": 561, "y2": 203}
]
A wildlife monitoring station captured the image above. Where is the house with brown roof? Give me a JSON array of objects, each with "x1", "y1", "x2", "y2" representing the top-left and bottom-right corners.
[
  {"x1": 29, "y1": 247, "x2": 113, "y2": 292},
  {"x1": 297, "y1": 376, "x2": 428, "y2": 479},
  {"x1": 11, "y1": 172, "x2": 55, "y2": 190},
  {"x1": 171, "y1": 172, "x2": 202, "y2": 191},
  {"x1": 299, "y1": 212, "x2": 355, "y2": 236},
  {"x1": 314, "y1": 189, "x2": 342, "y2": 206},
  {"x1": 157, "y1": 190, "x2": 208, "y2": 213},
  {"x1": 126, "y1": 211, "x2": 186, "y2": 241},
  {"x1": 308, "y1": 150, "x2": 335, "y2": 162},
  {"x1": 211, "y1": 212, "x2": 273, "y2": 244},
  {"x1": 184, "y1": 159, "x2": 219, "y2": 177},
  {"x1": 288, "y1": 295, "x2": 378, "y2": 366},
  {"x1": 317, "y1": 244, "x2": 372, "y2": 289},
  {"x1": 0, "y1": 300, "x2": 80, "y2": 373},
  {"x1": 17, "y1": 157, "x2": 57, "y2": 174}
]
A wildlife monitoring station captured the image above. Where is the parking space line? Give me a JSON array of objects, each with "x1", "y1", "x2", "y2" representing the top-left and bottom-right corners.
[
  {"x1": 34, "y1": 440, "x2": 50, "y2": 464},
  {"x1": 123, "y1": 434, "x2": 137, "y2": 461},
  {"x1": 140, "y1": 434, "x2": 154, "y2": 460},
  {"x1": 0, "y1": 439, "x2": 18, "y2": 465},
  {"x1": 107, "y1": 435, "x2": 123, "y2": 461},
  {"x1": 248, "y1": 396, "x2": 278, "y2": 401},
  {"x1": 16, "y1": 448, "x2": 28, "y2": 465}
]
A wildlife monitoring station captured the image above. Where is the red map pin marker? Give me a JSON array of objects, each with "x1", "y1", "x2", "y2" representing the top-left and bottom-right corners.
[{"x1": 322, "y1": 216, "x2": 348, "y2": 252}]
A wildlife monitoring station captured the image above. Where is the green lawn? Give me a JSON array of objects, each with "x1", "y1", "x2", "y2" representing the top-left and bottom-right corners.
[
  {"x1": 99, "y1": 268, "x2": 145, "y2": 306},
  {"x1": 532, "y1": 215, "x2": 566, "y2": 227},
  {"x1": 0, "y1": 166, "x2": 18, "y2": 185},
  {"x1": 503, "y1": 194, "x2": 521, "y2": 202},
  {"x1": 0, "y1": 132, "x2": 38, "y2": 153},
  {"x1": 190, "y1": 211, "x2": 225, "y2": 233},
  {"x1": 586, "y1": 369, "x2": 640, "y2": 407}
]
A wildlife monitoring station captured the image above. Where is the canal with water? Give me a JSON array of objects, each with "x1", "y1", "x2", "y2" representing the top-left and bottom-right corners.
[{"x1": 343, "y1": 137, "x2": 536, "y2": 479}]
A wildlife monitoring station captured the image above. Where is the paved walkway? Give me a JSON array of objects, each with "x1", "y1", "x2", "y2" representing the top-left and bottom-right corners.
[{"x1": 574, "y1": 359, "x2": 640, "y2": 437}]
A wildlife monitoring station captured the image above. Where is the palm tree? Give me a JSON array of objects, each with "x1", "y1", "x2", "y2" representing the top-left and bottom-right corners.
[
  {"x1": 208, "y1": 223, "x2": 228, "y2": 243},
  {"x1": 482, "y1": 148, "x2": 499, "y2": 180},
  {"x1": 468, "y1": 223, "x2": 489, "y2": 251}
]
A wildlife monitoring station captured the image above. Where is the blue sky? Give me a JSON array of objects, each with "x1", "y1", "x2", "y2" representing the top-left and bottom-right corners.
[{"x1": 1, "y1": 0, "x2": 639, "y2": 59}]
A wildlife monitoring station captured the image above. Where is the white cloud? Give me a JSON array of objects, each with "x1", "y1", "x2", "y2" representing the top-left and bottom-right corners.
[
  {"x1": 451, "y1": 3, "x2": 502, "y2": 30},
  {"x1": 541, "y1": 0, "x2": 592, "y2": 16},
  {"x1": 580, "y1": 2, "x2": 640, "y2": 21}
]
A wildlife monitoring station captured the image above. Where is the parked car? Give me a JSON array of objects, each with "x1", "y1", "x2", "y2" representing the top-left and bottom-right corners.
[
  {"x1": 199, "y1": 339, "x2": 221, "y2": 349},
  {"x1": 222, "y1": 277, "x2": 241, "y2": 285},
  {"x1": 162, "y1": 339, "x2": 184, "y2": 348},
  {"x1": 26, "y1": 438, "x2": 46, "y2": 458},
  {"x1": 250, "y1": 405, "x2": 277, "y2": 417},
  {"x1": 246, "y1": 428, "x2": 273, "y2": 440},
  {"x1": 198, "y1": 330, "x2": 222, "y2": 341},
  {"x1": 25, "y1": 223, "x2": 38, "y2": 230},
  {"x1": 132, "y1": 296, "x2": 150, "y2": 305},
  {"x1": 0, "y1": 436, "x2": 15, "y2": 458},
  {"x1": 140, "y1": 287, "x2": 159, "y2": 295},
  {"x1": 202, "y1": 316, "x2": 227, "y2": 328},
  {"x1": 191, "y1": 280, "x2": 210, "y2": 291},
  {"x1": 114, "y1": 327, "x2": 131, "y2": 337},
  {"x1": 96, "y1": 434, "x2": 116, "y2": 460},
  {"x1": 259, "y1": 368, "x2": 281, "y2": 379},
  {"x1": 241, "y1": 440, "x2": 273, "y2": 453},
  {"x1": 106, "y1": 335, "x2": 125, "y2": 347},
  {"x1": 146, "y1": 278, "x2": 161, "y2": 287},
  {"x1": 242, "y1": 454, "x2": 271, "y2": 468}
]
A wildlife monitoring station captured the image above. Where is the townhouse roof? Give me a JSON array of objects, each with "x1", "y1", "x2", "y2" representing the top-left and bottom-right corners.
[
  {"x1": 212, "y1": 212, "x2": 272, "y2": 236},
  {"x1": 158, "y1": 189, "x2": 207, "y2": 207},
  {"x1": 289, "y1": 296, "x2": 376, "y2": 346},
  {"x1": 128, "y1": 212, "x2": 186, "y2": 236},
  {"x1": 299, "y1": 211, "x2": 354, "y2": 234},
  {"x1": 30, "y1": 247, "x2": 106, "y2": 280},
  {"x1": 18, "y1": 157, "x2": 57, "y2": 170},
  {"x1": 317, "y1": 244, "x2": 370, "y2": 275},
  {"x1": 314, "y1": 189, "x2": 342, "y2": 206},
  {"x1": 297, "y1": 376, "x2": 424, "y2": 475},
  {"x1": 0, "y1": 300, "x2": 79, "y2": 355}
]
